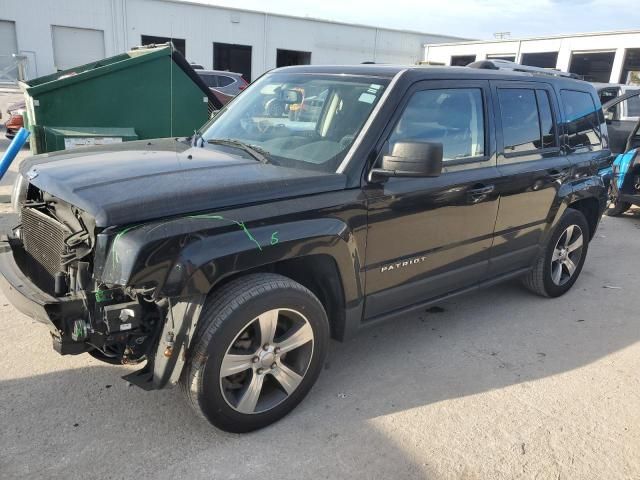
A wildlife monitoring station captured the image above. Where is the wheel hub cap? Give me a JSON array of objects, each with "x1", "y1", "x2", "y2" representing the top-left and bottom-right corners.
[
  {"x1": 219, "y1": 308, "x2": 315, "y2": 415},
  {"x1": 257, "y1": 347, "x2": 276, "y2": 370},
  {"x1": 551, "y1": 224, "x2": 584, "y2": 286}
]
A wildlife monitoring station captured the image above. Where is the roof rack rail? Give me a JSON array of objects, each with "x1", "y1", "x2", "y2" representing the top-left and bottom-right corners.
[{"x1": 467, "y1": 59, "x2": 581, "y2": 79}]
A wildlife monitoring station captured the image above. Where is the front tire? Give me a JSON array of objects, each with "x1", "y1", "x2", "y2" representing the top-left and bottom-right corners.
[
  {"x1": 181, "y1": 273, "x2": 329, "y2": 433},
  {"x1": 522, "y1": 208, "x2": 589, "y2": 298}
]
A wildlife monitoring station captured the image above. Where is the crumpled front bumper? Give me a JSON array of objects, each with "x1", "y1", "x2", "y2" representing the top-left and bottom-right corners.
[{"x1": 0, "y1": 236, "x2": 88, "y2": 354}]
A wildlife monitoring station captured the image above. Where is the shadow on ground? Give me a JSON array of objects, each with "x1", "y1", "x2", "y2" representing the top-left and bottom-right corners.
[{"x1": 0, "y1": 206, "x2": 639, "y2": 479}]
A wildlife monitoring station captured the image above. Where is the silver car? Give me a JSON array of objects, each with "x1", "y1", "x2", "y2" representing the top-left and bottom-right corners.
[{"x1": 197, "y1": 69, "x2": 248, "y2": 96}]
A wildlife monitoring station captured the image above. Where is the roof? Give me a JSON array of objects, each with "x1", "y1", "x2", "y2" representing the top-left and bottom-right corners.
[{"x1": 271, "y1": 64, "x2": 594, "y2": 87}]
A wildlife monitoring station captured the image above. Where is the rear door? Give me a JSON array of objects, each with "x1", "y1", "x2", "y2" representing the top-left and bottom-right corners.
[{"x1": 488, "y1": 81, "x2": 568, "y2": 276}]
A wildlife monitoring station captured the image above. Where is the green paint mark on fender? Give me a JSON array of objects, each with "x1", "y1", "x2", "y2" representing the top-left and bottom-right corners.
[
  {"x1": 110, "y1": 213, "x2": 269, "y2": 268},
  {"x1": 270, "y1": 231, "x2": 279, "y2": 245},
  {"x1": 187, "y1": 213, "x2": 263, "y2": 251},
  {"x1": 112, "y1": 223, "x2": 143, "y2": 269}
]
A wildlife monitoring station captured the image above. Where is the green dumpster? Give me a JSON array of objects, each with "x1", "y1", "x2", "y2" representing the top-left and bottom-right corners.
[
  {"x1": 34, "y1": 126, "x2": 139, "y2": 153},
  {"x1": 19, "y1": 43, "x2": 222, "y2": 154}
]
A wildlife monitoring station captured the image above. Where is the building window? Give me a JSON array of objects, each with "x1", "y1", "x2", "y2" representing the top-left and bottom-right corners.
[
  {"x1": 569, "y1": 51, "x2": 615, "y2": 83},
  {"x1": 487, "y1": 55, "x2": 516, "y2": 62},
  {"x1": 53, "y1": 26, "x2": 106, "y2": 71},
  {"x1": 276, "y1": 49, "x2": 311, "y2": 67},
  {"x1": 620, "y1": 48, "x2": 640, "y2": 85},
  {"x1": 560, "y1": 90, "x2": 602, "y2": 149},
  {"x1": 520, "y1": 52, "x2": 558, "y2": 69},
  {"x1": 450, "y1": 55, "x2": 476, "y2": 67},
  {"x1": 213, "y1": 43, "x2": 252, "y2": 81},
  {"x1": 141, "y1": 35, "x2": 186, "y2": 58}
]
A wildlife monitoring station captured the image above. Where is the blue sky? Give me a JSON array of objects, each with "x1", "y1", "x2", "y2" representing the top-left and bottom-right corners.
[{"x1": 179, "y1": 0, "x2": 640, "y2": 40}]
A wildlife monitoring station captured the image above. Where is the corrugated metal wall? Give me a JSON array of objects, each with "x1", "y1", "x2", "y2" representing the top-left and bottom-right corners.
[{"x1": 0, "y1": 0, "x2": 463, "y2": 81}]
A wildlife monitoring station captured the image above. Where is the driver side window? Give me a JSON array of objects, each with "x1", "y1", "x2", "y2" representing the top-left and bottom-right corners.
[{"x1": 390, "y1": 88, "x2": 485, "y2": 161}]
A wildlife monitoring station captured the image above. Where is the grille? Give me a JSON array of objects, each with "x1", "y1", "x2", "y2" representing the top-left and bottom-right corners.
[{"x1": 21, "y1": 207, "x2": 69, "y2": 279}]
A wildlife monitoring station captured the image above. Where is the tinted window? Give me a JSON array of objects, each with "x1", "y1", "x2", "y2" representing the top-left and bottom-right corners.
[
  {"x1": 536, "y1": 90, "x2": 557, "y2": 148},
  {"x1": 624, "y1": 94, "x2": 640, "y2": 118},
  {"x1": 498, "y1": 89, "x2": 541, "y2": 153},
  {"x1": 561, "y1": 90, "x2": 601, "y2": 148},
  {"x1": 217, "y1": 75, "x2": 234, "y2": 87},
  {"x1": 390, "y1": 88, "x2": 485, "y2": 161},
  {"x1": 200, "y1": 74, "x2": 217, "y2": 88}
]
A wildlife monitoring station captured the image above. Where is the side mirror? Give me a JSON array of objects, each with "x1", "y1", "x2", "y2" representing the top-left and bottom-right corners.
[{"x1": 369, "y1": 141, "x2": 443, "y2": 181}]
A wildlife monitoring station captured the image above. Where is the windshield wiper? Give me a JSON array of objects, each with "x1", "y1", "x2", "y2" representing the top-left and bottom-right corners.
[{"x1": 207, "y1": 138, "x2": 270, "y2": 163}]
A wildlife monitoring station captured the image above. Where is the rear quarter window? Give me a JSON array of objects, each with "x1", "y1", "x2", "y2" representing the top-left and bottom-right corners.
[
  {"x1": 217, "y1": 75, "x2": 235, "y2": 87},
  {"x1": 560, "y1": 90, "x2": 603, "y2": 149}
]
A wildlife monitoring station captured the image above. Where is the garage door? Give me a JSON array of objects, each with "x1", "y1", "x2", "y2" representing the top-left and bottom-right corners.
[
  {"x1": 0, "y1": 20, "x2": 18, "y2": 82},
  {"x1": 52, "y1": 26, "x2": 105, "y2": 71}
]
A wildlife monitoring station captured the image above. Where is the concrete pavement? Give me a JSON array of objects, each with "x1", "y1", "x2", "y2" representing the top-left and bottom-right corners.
[{"x1": 0, "y1": 208, "x2": 639, "y2": 479}]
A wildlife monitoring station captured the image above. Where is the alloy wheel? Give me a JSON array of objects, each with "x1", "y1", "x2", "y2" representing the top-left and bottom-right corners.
[
  {"x1": 219, "y1": 308, "x2": 314, "y2": 414},
  {"x1": 550, "y1": 224, "x2": 584, "y2": 286}
]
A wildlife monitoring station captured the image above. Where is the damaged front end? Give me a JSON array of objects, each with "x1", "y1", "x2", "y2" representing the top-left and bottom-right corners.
[{"x1": 0, "y1": 185, "x2": 170, "y2": 377}]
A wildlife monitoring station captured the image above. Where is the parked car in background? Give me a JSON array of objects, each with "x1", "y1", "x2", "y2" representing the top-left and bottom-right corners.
[
  {"x1": 196, "y1": 69, "x2": 248, "y2": 97},
  {"x1": 594, "y1": 83, "x2": 640, "y2": 155},
  {"x1": 599, "y1": 89, "x2": 640, "y2": 216},
  {"x1": 4, "y1": 100, "x2": 26, "y2": 140}
]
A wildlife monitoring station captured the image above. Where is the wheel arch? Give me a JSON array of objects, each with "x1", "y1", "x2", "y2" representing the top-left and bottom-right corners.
[
  {"x1": 568, "y1": 196, "x2": 601, "y2": 240},
  {"x1": 208, "y1": 254, "x2": 349, "y2": 341}
]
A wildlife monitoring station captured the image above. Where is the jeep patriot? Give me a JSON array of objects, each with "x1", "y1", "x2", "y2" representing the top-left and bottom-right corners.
[{"x1": 0, "y1": 62, "x2": 608, "y2": 432}]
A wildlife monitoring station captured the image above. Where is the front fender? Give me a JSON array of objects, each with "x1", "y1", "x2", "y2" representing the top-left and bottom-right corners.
[{"x1": 97, "y1": 214, "x2": 363, "y2": 305}]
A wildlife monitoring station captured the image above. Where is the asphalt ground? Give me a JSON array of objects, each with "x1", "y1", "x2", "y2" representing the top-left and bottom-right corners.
[
  {"x1": 0, "y1": 196, "x2": 639, "y2": 478},
  {"x1": 0, "y1": 89, "x2": 638, "y2": 477}
]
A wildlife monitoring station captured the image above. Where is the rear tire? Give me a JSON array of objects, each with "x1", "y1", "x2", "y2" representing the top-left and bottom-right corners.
[
  {"x1": 605, "y1": 200, "x2": 631, "y2": 216},
  {"x1": 522, "y1": 208, "x2": 590, "y2": 298},
  {"x1": 605, "y1": 184, "x2": 631, "y2": 216},
  {"x1": 181, "y1": 273, "x2": 329, "y2": 433}
]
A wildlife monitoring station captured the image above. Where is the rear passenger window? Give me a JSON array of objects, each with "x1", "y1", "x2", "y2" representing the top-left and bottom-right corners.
[
  {"x1": 498, "y1": 88, "x2": 558, "y2": 154},
  {"x1": 498, "y1": 89, "x2": 541, "y2": 153},
  {"x1": 217, "y1": 75, "x2": 234, "y2": 87},
  {"x1": 200, "y1": 74, "x2": 217, "y2": 88},
  {"x1": 560, "y1": 90, "x2": 601, "y2": 149},
  {"x1": 390, "y1": 88, "x2": 485, "y2": 161}
]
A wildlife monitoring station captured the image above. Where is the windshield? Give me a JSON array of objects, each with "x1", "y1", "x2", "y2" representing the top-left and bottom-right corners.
[{"x1": 201, "y1": 73, "x2": 389, "y2": 173}]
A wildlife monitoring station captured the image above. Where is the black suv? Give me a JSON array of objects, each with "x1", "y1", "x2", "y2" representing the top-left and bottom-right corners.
[{"x1": 0, "y1": 62, "x2": 608, "y2": 432}]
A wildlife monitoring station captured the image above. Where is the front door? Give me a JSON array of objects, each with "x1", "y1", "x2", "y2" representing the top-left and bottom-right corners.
[
  {"x1": 363, "y1": 80, "x2": 500, "y2": 320},
  {"x1": 603, "y1": 90, "x2": 640, "y2": 155}
]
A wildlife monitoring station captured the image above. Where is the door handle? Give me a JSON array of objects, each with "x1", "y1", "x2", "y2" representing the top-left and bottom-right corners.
[{"x1": 467, "y1": 184, "x2": 495, "y2": 203}]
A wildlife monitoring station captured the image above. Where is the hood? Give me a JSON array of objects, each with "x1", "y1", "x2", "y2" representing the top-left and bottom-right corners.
[{"x1": 21, "y1": 140, "x2": 346, "y2": 227}]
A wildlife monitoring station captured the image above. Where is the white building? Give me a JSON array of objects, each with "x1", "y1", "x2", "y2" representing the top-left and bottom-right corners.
[
  {"x1": 0, "y1": 0, "x2": 464, "y2": 83},
  {"x1": 424, "y1": 30, "x2": 640, "y2": 85}
]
